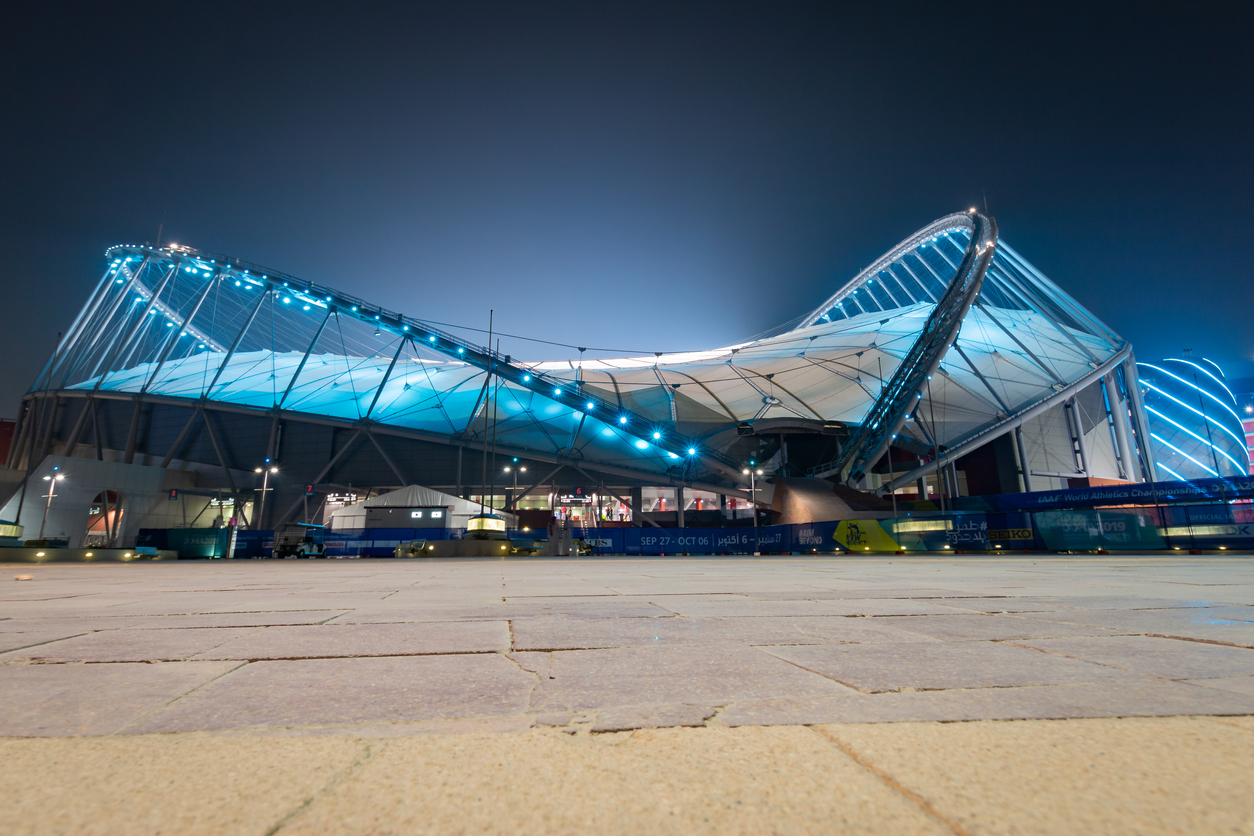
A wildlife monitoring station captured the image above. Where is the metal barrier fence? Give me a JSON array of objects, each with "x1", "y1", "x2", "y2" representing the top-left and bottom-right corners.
[
  {"x1": 312, "y1": 506, "x2": 1254, "y2": 556},
  {"x1": 149, "y1": 508, "x2": 1254, "y2": 558}
]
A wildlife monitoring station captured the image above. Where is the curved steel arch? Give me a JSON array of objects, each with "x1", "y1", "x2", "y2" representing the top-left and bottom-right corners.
[
  {"x1": 831, "y1": 212, "x2": 996, "y2": 484},
  {"x1": 797, "y1": 212, "x2": 977, "y2": 330}
]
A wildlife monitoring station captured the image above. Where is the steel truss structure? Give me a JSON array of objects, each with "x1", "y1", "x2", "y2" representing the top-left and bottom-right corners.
[{"x1": 12, "y1": 211, "x2": 1152, "y2": 521}]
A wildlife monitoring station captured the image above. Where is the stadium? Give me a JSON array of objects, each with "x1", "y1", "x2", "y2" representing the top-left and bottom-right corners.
[{"x1": 4, "y1": 209, "x2": 1222, "y2": 551}]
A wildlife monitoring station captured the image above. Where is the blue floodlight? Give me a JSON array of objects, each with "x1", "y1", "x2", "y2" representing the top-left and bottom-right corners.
[
  {"x1": 429, "y1": 335, "x2": 436, "y2": 342},
  {"x1": 282, "y1": 297, "x2": 291, "y2": 304},
  {"x1": 457, "y1": 347, "x2": 464, "y2": 354},
  {"x1": 554, "y1": 388, "x2": 562, "y2": 396},
  {"x1": 523, "y1": 374, "x2": 530, "y2": 382},
  {"x1": 652, "y1": 431, "x2": 661, "y2": 440},
  {"x1": 586, "y1": 401, "x2": 594, "y2": 410},
  {"x1": 619, "y1": 416, "x2": 627, "y2": 424},
  {"x1": 687, "y1": 447, "x2": 696, "y2": 455}
]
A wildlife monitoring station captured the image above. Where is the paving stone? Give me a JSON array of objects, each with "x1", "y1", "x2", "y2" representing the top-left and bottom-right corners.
[
  {"x1": 1183, "y1": 676, "x2": 1254, "y2": 697},
  {"x1": 0, "y1": 661, "x2": 242, "y2": 736},
  {"x1": 872, "y1": 613, "x2": 1125, "y2": 642},
  {"x1": 822, "y1": 717, "x2": 1254, "y2": 835},
  {"x1": 1030, "y1": 607, "x2": 1254, "y2": 645},
  {"x1": 1017, "y1": 635, "x2": 1254, "y2": 679},
  {"x1": 724, "y1": 680, "x2": 1254, "y2": 725},
  {"x1": 122, "y1": 610, "x2": 351, "y2": 629},
  {"x1": 0, "y1": 630, "x2": 93, "y2": 654},
  {"x1": 822, "y1": 598, "x2": 979, "y2": 616},
  {"x1": 0, "y1": 616, "x2": 143, "y2": 633},
  {"x1": 592, "y1": 703, "x2": 717, "y2": 732},
  {"x1": 331, "y1": 599, "x2": 668, "y2": 623},
  {"x1": 648, "y1": 598, "x2": 868, "y2": 617},
  {"x1": 763, "y1": 640, "x2": 1144, "y2": 693},
  {"x1": 511, "y1": 614, "x2": 929, "y2": 651},
  {"x1": 277, "y1": 726, "x2": 949, "y2": 835},
  {"x1": 927, "y1": 597, "x2": 1077, "y2": 613},
  {"x1": 536, "y1": 645, "x2": 855, "y2": 711},
  {"x1": 195, "y1": 621, "x2": 510, "y2": 659},
  {"x1": 0, "y1": 735, "x2": 368, "y2": 836},
  {"x1": 1, "y1": 627, "x2": 255, "y2": 662},
  {"x1": 125, "y1": 654, "x2": 535, "y2": 733}
]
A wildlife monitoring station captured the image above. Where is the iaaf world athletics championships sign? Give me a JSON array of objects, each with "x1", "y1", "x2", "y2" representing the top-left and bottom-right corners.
[{"x1": 985, "y1": 476, "x2": 1254, "y2": 512}]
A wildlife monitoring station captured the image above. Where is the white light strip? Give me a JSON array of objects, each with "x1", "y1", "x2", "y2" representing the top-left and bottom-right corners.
[
  {"x1": 1156, "y1": 462, "x2": 1187, "y2": 481},
  {"x1": 1141, "y1": 381, "x2": 1246, "y2": 448},
  {"x1": 1139, "y1": 363, "x2": 1243, "y2": 424},
  {"x1": 1145, "y1": 406, "x2": 1246, "y2": 472},
  {"x1": 1164, "y1": 358, "x2": 1238, "y2": 403},
  {"x1": 1150, "y1": 432, "x2": 1218, "y2": 477}
]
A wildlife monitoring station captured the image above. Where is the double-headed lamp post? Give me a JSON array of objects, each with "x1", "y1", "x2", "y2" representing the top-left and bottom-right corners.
[
  {"x1": 742, "y1": 468, "x2": 764, "y2": 529},
  {"x1": 39, "y1": 470, "x2": 65, "y2": 540},
  {"x1": 254, "y1": 464, "x2": 278, "y2": 529},
  {"x1": 503, "y1": 465, "x2": 526, "y2": 508}
]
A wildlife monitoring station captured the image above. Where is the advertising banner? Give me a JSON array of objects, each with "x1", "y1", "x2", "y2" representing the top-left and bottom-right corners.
[{"x1": 1034, "y1": 509, "x2": 1164, "y2": 550}]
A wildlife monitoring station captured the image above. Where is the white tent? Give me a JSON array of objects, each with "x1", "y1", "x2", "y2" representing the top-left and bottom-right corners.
[{"x1": 329, "y1": 484, "x2": 517, "y2": 531}]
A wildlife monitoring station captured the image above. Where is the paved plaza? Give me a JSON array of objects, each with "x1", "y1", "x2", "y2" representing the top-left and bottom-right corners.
[{"x1": 4, "y1": 556, "x2": 1254, "y2": 833}]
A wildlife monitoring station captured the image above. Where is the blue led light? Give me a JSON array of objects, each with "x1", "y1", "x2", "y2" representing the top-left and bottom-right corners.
[
  {"x1": 619, "y1": 416, "x2": 627, "y2": 424},
  {"x1": 687, "y1": 447, "x2": 696, "y2": 455},
  {"x1": 586, "y1": 401, "x2": 594, "y2": 410},
  {"x1": 523, "y1": 374, "x2": 530, "y2": 382},
  {"x1": 554, "y1": 388, "x2": 561, "y2": 396},
  {"x1": 652, "y1": 431, "x2": 661, "y2": 440}
]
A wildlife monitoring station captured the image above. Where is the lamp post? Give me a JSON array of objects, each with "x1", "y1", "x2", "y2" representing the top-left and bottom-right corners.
[
  {"x1": 39, "y1": 470, "x2": 65, "y2": 540},
  {"x1": 503, "y1": 465, "x2": 525, "y2": 508},
  {"x1": 254, "y1": 463, "x2": 278, "y2": 529},
  {"x1": 742, "y1": 467, "x2": 764, "y2": 529}
]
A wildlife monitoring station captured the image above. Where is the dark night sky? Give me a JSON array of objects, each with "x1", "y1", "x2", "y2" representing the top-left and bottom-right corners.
[{"x1": 2, "y1": 1, "x2": 1252, "y2": 413}]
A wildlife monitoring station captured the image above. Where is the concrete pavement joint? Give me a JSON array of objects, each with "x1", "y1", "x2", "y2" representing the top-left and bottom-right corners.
[
  {"x1": 114, "y1": 660, "x2": 249, "y2": 735},
  {"x1": 264, "y1": 739, "x2": 380, "y2": 836},
  {"x1": 809, "y1": 725, "x2": 970, "y2": 836}
]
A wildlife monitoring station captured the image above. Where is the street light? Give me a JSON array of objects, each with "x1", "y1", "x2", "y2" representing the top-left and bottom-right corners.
[
  {"x1": 39, "y1": 470, "x2": 65, "y2": 540},
  {"x1": 503, "y1": 465, "x2": 526, "y2": 506},
  {"x1": 741, "y1": 468, "x2": 764, "y2": 531},
  {"x1": 254, "y1": 463, "x2": 278, "y2": 529}
]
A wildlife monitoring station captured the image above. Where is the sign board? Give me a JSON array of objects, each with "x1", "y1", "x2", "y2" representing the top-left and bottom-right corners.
[
  {"x1": 168, "y1": 489, "x2": 179, "y2": 500},
  {"x1": 304, "y1": 483, "x2": 316, "y2": 496},
  {"x1": 364, "y1": 506, "x2": 450, "y2": 528},
  {"x1": 559, "y1": 486, "x2": 593, "y2": 506}
]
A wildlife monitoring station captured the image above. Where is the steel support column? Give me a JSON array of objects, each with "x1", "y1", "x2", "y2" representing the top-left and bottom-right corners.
[
  {"x1": 1122, "y1": 355, "x2": 1160, "y2": 483},
  {"x1": 1066, "y1": 397, "x2": 1091, "y2": 475},
  {"x1": 277, "y1": 308, "x2": 334, "y2": 408},
  {"x1": 1015, "y1": 427, "x2": 1033, "y2": 492},
  {"x1": 1104, "y1": 372, "x2": 1137, "y2": 482},
  {"x1": 159, "y1": 407, "x2": 204, "y2": 469},
  {"x1": 123, "y1": 400, "x2": 143, "y2": 464}
]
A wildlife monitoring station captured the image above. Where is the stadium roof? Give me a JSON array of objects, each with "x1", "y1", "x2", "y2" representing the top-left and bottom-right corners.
[{"x1": 39, "y1": 210, "x2": 1130, "y2": 490}]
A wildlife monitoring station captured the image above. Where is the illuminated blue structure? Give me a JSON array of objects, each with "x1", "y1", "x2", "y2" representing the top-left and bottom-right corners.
[
  {"x1": 1137, "y1": 358, "x2": 1248, "y2": 480},
  {"x1": 8, "y1": 211, "x2": 1158, "y2": 535}
]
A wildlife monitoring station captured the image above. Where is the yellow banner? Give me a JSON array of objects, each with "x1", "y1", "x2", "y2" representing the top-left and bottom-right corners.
[{"x1": 835, "y1": 520, "x2": 900, "y2": 552}]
